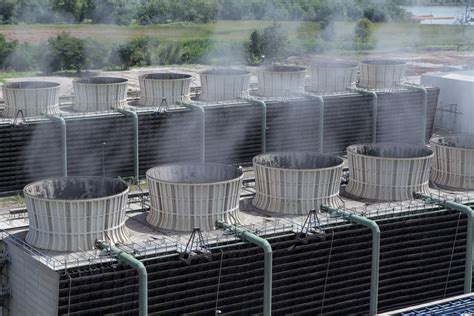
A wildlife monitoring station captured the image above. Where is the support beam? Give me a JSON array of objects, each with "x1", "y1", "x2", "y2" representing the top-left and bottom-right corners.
[
  {"x1": 403, "y1": 84, "x2": 428, "y2": 145},
  {"x1": 352, "y1": 89, "x2": 378, "y2": 143},
  {"x1": 191, "y1": 105, "x2": 206, "y2": 162},
  {"x1": 320, "y1": 205, "x2": 380, "y2": 315},
  {"x1": 245, "y1": 98, "x2": 267, "y2": 153},
  {"x1": 304, "y1": 93, "x2": 325, "y2": 154},
  {"x1": 115, "y1": 108, "x2": 139, "y2": 184},
  {"x1": 47, "y1": 115, "x2": 67, "y2": 177},
  {"x1": 96, "y1": 240, "x2": 148, "y2": 316},
  {"x1": 215, "y1": 221, "x2": 272, "y2": 316},
  {"x1": 413, "y1": 193, "x2": 473, "y2": 293}
]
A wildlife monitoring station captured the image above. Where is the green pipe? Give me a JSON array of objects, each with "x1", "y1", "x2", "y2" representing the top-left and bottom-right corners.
[
  {"x1": 116, "y1": 108, "x2": 139, "y2": 184},
  {"x1": 403, "y1": 85, "x2": 428, "y2": 145},
  {"x1": 353, "y1": 89, "x2": 378, "y2": 143},
  {"x1": 304, "y1": 93, "x2": 325, "y2": 154},
  {"x1": 96, "y1": 240, "x2": 148, "y2": 316},
  {"x1": 191, "y1": 105, "x2": 206, "y2": 162},
  {"x1": 413, "y1": 193, "x2": 473, "y2": 293},
  {"x1": 216, "y1": 221, "x2": 272, "y2": 316},
  {"x1": 320, "y1": 205, "x2": 380, "y2": 315},
  {"x1": 246, "y1": 98, "x2": 267, "y2": 153},
  {"x1": 47, "y1": 115, "x2": 67, "y2": 177}
]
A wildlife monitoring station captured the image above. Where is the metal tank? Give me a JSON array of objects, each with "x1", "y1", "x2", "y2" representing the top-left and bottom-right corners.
[
  {"x1": 430, "y1": 135, "x2": 474, "y2": 190},
  {"x1": 146, "y1": 163, "x2": 243, "y2": 231},
  {"x1": 358, "y1": 59, "x2": 407, "y2": 90},
  {"x1": 346, "y1": 143, "x2": 433, "y2": 201},
  {"x1": 73, "y1": 77, "x2": 128, "y2": 112},
  {"x1": 256, "y1": 65, "x2": 306, "y2": 97},
  {"x1": 252, "y1": 152, "x2": 344, "y2": 215},
  {"x1": 2, "y1": 81, "x2": 60, "y2": 117},
  {"x1": 199, "y1": 68, "x2": 250, "y2": 102},
  {"x1": 138, "y1": 72, "x2": 193, "y2": 107},
  {"x1": 310, "y1": 61, "x2": 358, "y2": 93},
  {"x1": 24, "y1": 176, "x2": 130, "y2": 252}
]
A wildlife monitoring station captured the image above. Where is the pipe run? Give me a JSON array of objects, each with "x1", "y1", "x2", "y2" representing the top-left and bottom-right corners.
[
  {"x1": 413, "y1": 193, "x2": 473, "y2": 293},
  {"x1": 115, "y1": 108, "x2": 139, "y2": 184},
  {"x1": 215, "y1": 221, "x2": 272, "y2": 316},
  {"x1": 245, "y1": 98, "x2": 267, "y2": 153},
  {"x1": 352, "y1": 89, "x2": 378, "y2": 143},
  {"x1": 320, "y1": 205, "x2": 380, "y2": 315},
  {"x1": 403, "y1": 85, "x2": 427, "y2": 145},
  {"x1": 304, "y1": 93, "x2": 325, "y2": 154},
  {"x1": 47, "y1": 115, "x2": 67, "y2": 177},
  {"x1": 191, "y1": 105, "x2": 206, "y2": 162},
  {"x1": 95, "y1": 240, "x2": 148, "y2": 316}
]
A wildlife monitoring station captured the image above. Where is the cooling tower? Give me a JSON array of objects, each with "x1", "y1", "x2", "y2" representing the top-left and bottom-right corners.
[
  {"x1": 346, "y1": 143, "x2": 433, "y2": 201},
  {"x1": 256, "y1": 65, "x2": 306, "y2": 97},
  {"x1": 138, "y1": 73, "x2": 192, "y2": 107},
  {"x1": 24, "y1": 177, "x2": 130, "y2": 252},
  {"x1": 252, "y1": 152, "x2": 344, "y2": 215},
  {"x1": 310, "y1": 61, "x2": 358, "y2": 93},
  {"x1": 358, "y1": 59, "x2": 407, "y2": 90},
  {"x1": 147, "y1": 163, "x2": 243, "y2": 231},
  {"x1": 73, "y1": 77, "x2": 128, "y2": 112},
  {"x1": 2, "y1": 81, "x2": 60, "y2": 117},
  {"x1": 199, "y1": 68, "x2": 250, "y2": 102},
  {"x1": 430, "y1": 135, "x2": 474, "y2": 190}
]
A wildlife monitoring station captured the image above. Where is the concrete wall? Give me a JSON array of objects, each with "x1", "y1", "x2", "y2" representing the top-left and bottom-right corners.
[{"x1": 6, "y1": 240, "x2": 59, "y2": 316}]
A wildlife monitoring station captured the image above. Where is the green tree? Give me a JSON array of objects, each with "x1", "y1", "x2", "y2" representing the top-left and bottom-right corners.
[
  {"x1": 246, "y1": 30, "x2": 264, "y2": 65},
  {"x1": 46, "y1": 32, "x2": 85, "y2": 73},
  {"x1": 112, "y1": 37, "x2": 154, "y2": 70},
  {"x1": 354, "y1": 17, "x2": 375, "y2": 50},
  {"x1": 0, "y1": 34, "x2": 16, "y2": 69},
  {"x1": 0, "y1": 0, "x2": 16, "y2": 24}
]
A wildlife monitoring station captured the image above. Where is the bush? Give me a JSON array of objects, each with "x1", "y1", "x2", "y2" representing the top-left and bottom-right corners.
[
  {"x1": 245, "y1": 24, "x2": 289, "y2": 65},
  {"x1": 180, "y1": 39, "x2": 211, "y2": 64},
  {"x1": 354, "y1": 17, "x2": 375, "y2": 50},
  {"x1": 45, "y1": 32, "x2": 86, "y2": 73},
  {"x1": 84, "y1": 39, "x2": 112, "y2": 70},
  {"x1": 0, "y1": 34, "x2": 16, "y2": 69},
  {"x1": 157, "y1": 42, "x2": 183, "y2": 65},
  {"x1": 4, "y1": 43, "x2": 36, "y2": 71},
  {"x1": 112, "y1": 37, "x2": 155, "y2": 69}
]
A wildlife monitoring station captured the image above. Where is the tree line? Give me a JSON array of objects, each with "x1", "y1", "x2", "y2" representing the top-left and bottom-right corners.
[{"x1": 0, "y1": 0, "x2": 410, "y2": 25}]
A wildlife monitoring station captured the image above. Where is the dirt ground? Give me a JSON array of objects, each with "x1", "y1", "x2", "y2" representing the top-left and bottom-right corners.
[{"x1": 1, "y1": 50, "x2": 474, "y2": 99}]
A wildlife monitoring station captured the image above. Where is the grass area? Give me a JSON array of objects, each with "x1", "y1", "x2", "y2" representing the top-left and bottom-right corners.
[
  {"x1": 0, "y1": 21, "x2": 315, "y2": 44},
  {"x1": 0, "y1": 195, "x2": 25, "y2": 209},
  {"x1": 0, "y1": 71, "x2": 39, "y2": 83},
  {"x1": 1, "y1": 21, "x2": 473, "y2": 51}
]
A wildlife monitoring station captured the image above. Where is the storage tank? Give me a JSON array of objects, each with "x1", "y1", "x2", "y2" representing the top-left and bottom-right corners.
[
  {"x1": 2, "y1": 81, "x2": 60, "y2": 117},
  {"x1": 346, "y1": 143, "x2": 433, "y2": 201},
  {"x1": 199, "y1": 68, "x2": 250, "y2": 102},
  {"x1": 430, "y1": 135, "x2": 474, "y2": 190},
  {"x1": 253, "y1": 152, "x2": 344, "y2": 215},
  {"x1": 310, "y1": 61, "x2": 358, "y2": 93},
  {"x1": 138, "y1": 72, "x2": 192, "y2": 107},
  {"x1": 24, "y1": 176, "x2": 130, "y2": 252},
  {"x1": 147, "y1": 163, "x2": 243, "y2": 231},
  {"x1": 358, "y1": 59, "x2": 407, "y2": 90},
  {"x1": 256, "y1": 65, "x2": 306, "y2": 97},
  {"x1": 73, "y1": 77, "x2": 128, "y2": 112}
]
